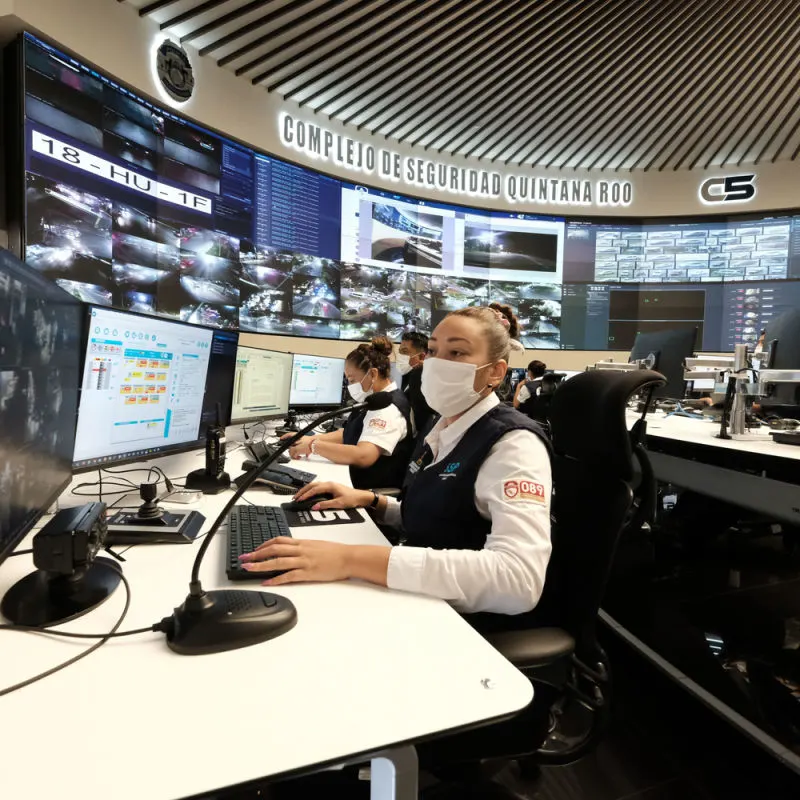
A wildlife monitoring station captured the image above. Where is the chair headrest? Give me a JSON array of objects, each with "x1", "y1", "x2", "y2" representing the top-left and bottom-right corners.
[{"x1": 549, "y1": 369, "x2": 666, "y2": 480}]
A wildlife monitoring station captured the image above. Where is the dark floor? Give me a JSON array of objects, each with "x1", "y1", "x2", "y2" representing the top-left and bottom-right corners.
[{"x1": 219, "y1": 627, "x2": 800, "y2": 800}]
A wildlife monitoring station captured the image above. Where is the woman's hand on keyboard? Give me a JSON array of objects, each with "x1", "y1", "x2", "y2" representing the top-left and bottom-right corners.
[
  {"x1": 292, "y1": 481, "x2": 372, "y2": 510},
  {"x1": 239, "y1": 537, "x2": 390, "y2": 588}
]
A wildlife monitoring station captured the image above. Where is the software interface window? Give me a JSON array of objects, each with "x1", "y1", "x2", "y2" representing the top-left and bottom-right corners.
[
  {"x1": 73, "y1": 307, "x2": 214, "y2": 466},
  {"x1": 231, "y1": 346, "x2": 292, "y2": 421},
  {"x1": 289, "y1": 354, "x2": 345, "y2": 407}
]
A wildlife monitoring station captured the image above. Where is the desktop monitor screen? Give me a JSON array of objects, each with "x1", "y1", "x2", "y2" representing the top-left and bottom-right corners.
[
  {"x1": 231, "y1": 345, "x2": 293, "y2": 423},
  {"x1": 630, "y1": 327, "x2": 697, "y2": 401},
  {"x1": 762, "y1": 309, "x2": 800, "y2": 417},
  {"x1": 0, "y1": 247, "x2": 82, "y2": 567},
  {"x1": 289, "y1": 354, "x2": 346, "y2": 408},
  {"x1": 72, "y1": 306, "x2": 238, "y2": 470}
]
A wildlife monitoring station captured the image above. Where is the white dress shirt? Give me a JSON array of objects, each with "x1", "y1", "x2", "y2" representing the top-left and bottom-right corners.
[
  {"x1": 383, "y1": 393, "x2": 552, "y2": 616},
  {"x1": 357, "y1": 382, "x2": 408, "y2": 455}
]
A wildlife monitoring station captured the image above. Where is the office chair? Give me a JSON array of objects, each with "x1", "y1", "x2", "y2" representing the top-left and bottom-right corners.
[
  {"x1": 422, "y1": 369, "x2": 665, "y2": 779},
  {"x1": 518, "y1": 372, "x2": 562, "y2": 433}
]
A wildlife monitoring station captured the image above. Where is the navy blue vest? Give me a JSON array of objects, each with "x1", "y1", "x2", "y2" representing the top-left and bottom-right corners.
[
  {"x1": 342, "y1": 388, "x2": 414, "y2": 490},
  {"x1": 517, "y1": 379, "x2": 543, "y2": 417},
  {"x1": 401, "y1": 404, "x2": 550, "y2": 550},
  {"x1": 400, "y1": 404, "x2": 551, "y2": 633}
]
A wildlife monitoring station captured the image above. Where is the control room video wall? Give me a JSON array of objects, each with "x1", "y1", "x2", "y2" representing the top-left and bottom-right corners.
[{"x1": 16, "y1": 33, "x2": 800, "y2": 351}]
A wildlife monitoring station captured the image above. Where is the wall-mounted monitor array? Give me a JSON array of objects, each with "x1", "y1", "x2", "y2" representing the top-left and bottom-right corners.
[
  {"x1": 12, "y1": 32, "x2": 800, "y2": 352},
  {"x1": 72, "y1": 306, "x2": 238, "y2": 470},
  {"x1": 0, "y1": 247, "x2": 83, "y2": 568}
]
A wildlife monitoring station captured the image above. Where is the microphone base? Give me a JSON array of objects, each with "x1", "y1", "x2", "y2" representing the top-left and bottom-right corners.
[
  {"x1": 165, "y1": 589, "x2": 297, "y2": 655},
  {"x1": 184, "y1": 469, "x2": 231, "y2": 495}
]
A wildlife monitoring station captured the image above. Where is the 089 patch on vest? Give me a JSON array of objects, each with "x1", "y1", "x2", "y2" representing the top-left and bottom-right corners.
[{"x1": 503, "y1": 479, "x2": 546, "y2": 503}]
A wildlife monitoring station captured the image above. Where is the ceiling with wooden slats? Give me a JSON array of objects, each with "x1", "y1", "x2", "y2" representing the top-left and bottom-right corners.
[{"x1": 119, "y1": 0, "x2": 800, "y2": 171}]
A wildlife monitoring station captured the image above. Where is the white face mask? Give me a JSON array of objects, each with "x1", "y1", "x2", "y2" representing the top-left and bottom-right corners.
[
  {"x1": 421, "y1": 358, "x2": 492, "y2": 417},
  {"x1": 395, "y1": 354, "x2": 414, "y2": 376},
  {"x1": 347, "y1": 375, "x2": 373, "y2": 403}
]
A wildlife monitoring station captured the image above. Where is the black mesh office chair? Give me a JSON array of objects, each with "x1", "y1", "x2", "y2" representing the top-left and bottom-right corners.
[{"x1": 422, "y1": 369, "x2": 665, "y2": 778}]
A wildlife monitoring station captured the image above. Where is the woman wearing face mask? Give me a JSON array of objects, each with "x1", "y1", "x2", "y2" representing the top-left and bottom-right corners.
[
  {"x1": 242, "y1": 308, "x2": 552, "y2": 630},
  {"x1": 288, "y1": 336, "x2": 414, "y2": 491}
]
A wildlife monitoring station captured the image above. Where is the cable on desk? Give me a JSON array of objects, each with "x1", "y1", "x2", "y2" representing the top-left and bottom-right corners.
[
  {"x1": 0, "y1": 562, "x2": 133, "y2": 698},
  {"x1": 6, "y1": 549, "x2": 33, "y2": 558},
  {"x1": 0, "y1": 620, "x2": 158, "y2": 639}
]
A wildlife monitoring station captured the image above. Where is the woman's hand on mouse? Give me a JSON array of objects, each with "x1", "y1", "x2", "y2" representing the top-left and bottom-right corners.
[{"x1": 292, "y1": 481, "x2": 372, "y2": 510}]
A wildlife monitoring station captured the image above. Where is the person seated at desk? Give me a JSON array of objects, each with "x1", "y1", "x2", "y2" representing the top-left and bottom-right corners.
[
  {"x1": 513, "y1": 359, "x2": 547, "y2": 410},
  {"x1": 396, "y1": 330, "x2": 435, "y2": 435},
  {"x1": 288, "y1": 336, "x2": 414, "y2": 491},
  {"x1": 243, "y1": 308, "x2": 552, "y2": 627}
]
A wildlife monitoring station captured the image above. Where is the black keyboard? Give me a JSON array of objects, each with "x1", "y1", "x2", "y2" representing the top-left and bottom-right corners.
[{"x1": 226, "y1": 504, "x2": 292, "y2": 581}]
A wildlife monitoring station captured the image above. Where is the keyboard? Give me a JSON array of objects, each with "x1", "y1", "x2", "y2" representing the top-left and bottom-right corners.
[{"x1": 226, "y1": 504, "x2": 293, "y2": 581}]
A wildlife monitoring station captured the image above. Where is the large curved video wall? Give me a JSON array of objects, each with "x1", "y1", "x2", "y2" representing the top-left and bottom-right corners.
[{"x1": 17, "y1": 33, "x2": 800, "y2": 351}]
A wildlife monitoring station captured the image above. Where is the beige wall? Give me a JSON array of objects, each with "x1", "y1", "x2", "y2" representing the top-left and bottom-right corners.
[
  {"x1": 239, "y1": 331, "x2": 624, "y2": 370},
  {"x1": 8, "y1": 0, "x2": 800, "y2": 218}
]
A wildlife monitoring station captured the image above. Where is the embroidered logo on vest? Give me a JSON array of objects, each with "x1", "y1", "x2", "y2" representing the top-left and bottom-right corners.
[{"x1": 439, "y1": 461, "x2": 460, "y2": 479}]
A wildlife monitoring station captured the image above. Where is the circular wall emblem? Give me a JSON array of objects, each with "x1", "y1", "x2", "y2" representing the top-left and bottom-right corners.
[{"x1": 156, "y1": 40, "x2": 194, "y2": 103}]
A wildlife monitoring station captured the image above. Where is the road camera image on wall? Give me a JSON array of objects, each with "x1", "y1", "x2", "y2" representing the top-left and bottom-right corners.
[
  {"x1": 369, "y1": 202, "x2": 445, "y2": 268},
  {"x1": 464, "y1": 222, "x2": 558, "y2": 272}
]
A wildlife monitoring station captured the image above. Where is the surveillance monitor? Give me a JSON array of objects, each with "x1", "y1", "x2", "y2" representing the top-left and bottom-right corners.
[
  {"x1": 231, "y1": 345, "x2": 293, "y2": 423},
  {"x1": 0, "y1": 248, "x2": 83, "y2": 569},
  {"x1": 72, "y1": 306, "x2": 238, "y2": 471},
  {"x1": 761, "y1": 309, "x2": 800, "y2": 419},
  {"x1": 289, "y1": 354, "x2": 346, "y2": 409},
  {"x1": 629, "y1": 327, "x2": 697, "y2": 401}
]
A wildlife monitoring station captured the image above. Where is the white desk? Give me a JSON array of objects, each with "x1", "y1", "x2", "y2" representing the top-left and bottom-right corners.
[
  {"x1": 629, "y1": 411, "x2": 800, "y2": 523},
  {"x1": 0, "y1": 444, "x2": 533, "y2": 800}
]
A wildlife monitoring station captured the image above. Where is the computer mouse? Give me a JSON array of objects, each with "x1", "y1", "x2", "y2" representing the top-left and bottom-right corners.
[{"x1": 282, "y1": 493, "x2": 335, "y2": 512}]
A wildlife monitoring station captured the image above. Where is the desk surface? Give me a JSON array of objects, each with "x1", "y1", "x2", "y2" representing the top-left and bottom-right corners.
[
  {"x1": 628, "y1": 410, "x2": 800, "y2": 462},
  {"x1": 0, "y1": 444, "x2": 532, "y2": 800}
]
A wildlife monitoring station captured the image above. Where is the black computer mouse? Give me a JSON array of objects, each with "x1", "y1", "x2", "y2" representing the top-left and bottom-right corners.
[{"x1": 281, "y1": 493, "x2": 335, "y2": 512}]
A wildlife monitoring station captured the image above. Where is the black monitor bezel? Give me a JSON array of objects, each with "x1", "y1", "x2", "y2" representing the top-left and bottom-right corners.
[
  {"x1": 0, "y1": 255, "x2": 83, "y2": 568},
  {"x1": 289, "y1": 353, "x2": 347, "y2": 410},
  {"x1": 230, "y1": 343, "x2": 294, "y2": 425},
  {"x1": 71, "y1": 304, "x2": 237, "y2": 473}
]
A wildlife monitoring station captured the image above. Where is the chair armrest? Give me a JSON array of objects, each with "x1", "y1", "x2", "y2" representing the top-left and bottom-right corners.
[
  {"x1": 373, "y1": 488, "x2": 402, "y2": 497},
  {"x1": 487, "y1": 627, "x2": 575, "y2": 670}
]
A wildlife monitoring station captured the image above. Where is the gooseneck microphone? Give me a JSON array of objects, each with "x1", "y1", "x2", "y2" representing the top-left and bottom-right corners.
[{"x1": 163, "y1": 391, "x2": 395, "y2": 656}]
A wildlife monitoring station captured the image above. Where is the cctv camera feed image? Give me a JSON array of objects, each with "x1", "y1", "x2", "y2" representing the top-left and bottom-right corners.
[
  {"x1": 370, "y1": 202, "x2": 445, "y2": 268},
  {"x1": 0, "y1": 248, "x2": 82, "y2": 558},
  {"x1": 463, "y1": 222, "x2": 558, "y2": 272},
  {"x1": 19, "y1": 33, "x2": 800, "y2": 353}
]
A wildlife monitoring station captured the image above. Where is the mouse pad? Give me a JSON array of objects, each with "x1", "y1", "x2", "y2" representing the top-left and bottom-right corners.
[{"x1": 284, "y1": 507, "x2": 365, "y2": 527}]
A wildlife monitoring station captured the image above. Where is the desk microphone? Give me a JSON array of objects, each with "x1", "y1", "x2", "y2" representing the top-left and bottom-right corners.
[{"x1": 162, "y1": 391, "x2": 395, "y2": 656}]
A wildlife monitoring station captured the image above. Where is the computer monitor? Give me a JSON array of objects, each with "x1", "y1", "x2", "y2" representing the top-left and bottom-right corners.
[
  {"x1": 0, "y1": 248, "x2": 83, "y2": 568},
  {"x1": 629, "y1": 328, "x2": 697, "y2": 400},
  {"x1": 761, "y1": 309, "x2": 800, "y2": 419},
  {"x1": 289, "y1": 354, "x2": 346, "y2": 409},
  {"x1": 231, "y1": 345, "x2": 293, "y2": 423},
  {"x1": 72, "y1": 307, "x2": 239, "y2": 470}
]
